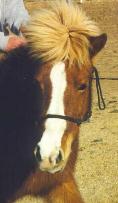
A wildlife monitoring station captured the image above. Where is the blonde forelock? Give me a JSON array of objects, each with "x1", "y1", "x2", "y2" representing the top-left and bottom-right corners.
[{"x1": 24, "y1": 1, "x2": 100, "y2": 65}]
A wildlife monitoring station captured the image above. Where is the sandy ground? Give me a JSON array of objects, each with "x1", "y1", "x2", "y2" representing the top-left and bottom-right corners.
[
  {"x1": 76, "y1": 1, "x2": 118, "y2": 203},
  {"x1": 13, "y1": 1, "x2": 118, "y2": 203}
]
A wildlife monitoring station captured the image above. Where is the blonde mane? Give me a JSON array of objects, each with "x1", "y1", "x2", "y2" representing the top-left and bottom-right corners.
[{"x1": 24, "y1": 1, "x2": 100, "y2": 65}]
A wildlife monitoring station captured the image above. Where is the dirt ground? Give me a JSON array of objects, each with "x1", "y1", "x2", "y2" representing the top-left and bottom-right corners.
[
  {"x1": 14, "y1": 1, "x2": 118, "y2": 203},
  {"x1": 76, "y1": 1, "x2": 118, "y2": 203}
]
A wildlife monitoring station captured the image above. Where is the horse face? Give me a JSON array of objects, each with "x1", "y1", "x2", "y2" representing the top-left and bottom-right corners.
[
  {"x1": 24, "y1": 0, "x2": 107, "y2": 173},
  {"x1": 34, "y1": 61, "x2": 92, "y2": 173}
]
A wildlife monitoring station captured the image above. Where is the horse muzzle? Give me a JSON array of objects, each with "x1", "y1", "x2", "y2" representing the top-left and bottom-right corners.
[{"x1": 34, "y1": 145, "x2": 65, "y2": 173}]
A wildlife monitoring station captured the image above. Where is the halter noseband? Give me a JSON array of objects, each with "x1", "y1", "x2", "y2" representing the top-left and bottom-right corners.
[
  {"x1": 43, "y1": 112, "x2": 91, "y2": 126},
  {"x1": 42, "y1": 67, "x2": 105, "y2": 126}
]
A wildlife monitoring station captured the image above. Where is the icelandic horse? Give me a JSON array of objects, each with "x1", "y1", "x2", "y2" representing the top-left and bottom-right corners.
[{"x1": 0, "y1": 1, "x2": 107, "y2": 203}]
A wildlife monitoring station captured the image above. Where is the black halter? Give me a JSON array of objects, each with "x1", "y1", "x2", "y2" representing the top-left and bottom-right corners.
[
  {"x1": 43, "y1": 112, "x2": 91, "y2": 126},
  {"x1": 42, "y1": 67, "x2": 105, "y2": 126}
]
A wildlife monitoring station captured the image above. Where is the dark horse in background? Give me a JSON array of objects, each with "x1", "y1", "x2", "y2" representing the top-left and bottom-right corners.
[
  {"x1": 0, "y1": 47, "x2": 43, "y2": 203},
  {"x1": 0, "y1": 1, "x2": 107, "y2": 203}
]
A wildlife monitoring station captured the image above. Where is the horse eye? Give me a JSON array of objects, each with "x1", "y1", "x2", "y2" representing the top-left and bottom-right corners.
[{"x1": 77, "y1": 83, "x2": 87, "y2": 91}]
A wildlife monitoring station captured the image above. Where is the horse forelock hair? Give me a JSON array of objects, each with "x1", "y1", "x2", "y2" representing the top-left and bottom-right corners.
[{"x1": 24, "y1": 1, "x2": 100, "y2": 65}]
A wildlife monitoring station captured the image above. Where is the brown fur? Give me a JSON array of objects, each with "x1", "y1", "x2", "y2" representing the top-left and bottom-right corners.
[
  {"x1": 12, "y1": 136, "x2": 81, "y2": 203},
  {"x1": 7, "y1": 2, "x2": 107, "y2": 203},
  {"x1": 10, "y1": 60, "x2": 90, "y2": 203}
]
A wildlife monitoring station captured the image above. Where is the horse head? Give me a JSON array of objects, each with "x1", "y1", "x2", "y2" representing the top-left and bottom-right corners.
[{"x1": 23, "y1": 1, "x2": 107, "y2": 174}]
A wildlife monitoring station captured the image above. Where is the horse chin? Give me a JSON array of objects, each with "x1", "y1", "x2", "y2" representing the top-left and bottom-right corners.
[
  {"x1": 47, "y1": 166, "x2": 64, "y2": 174},
  {"x1": 39, "y1": 161, "x2": 67, "y2": 174}
]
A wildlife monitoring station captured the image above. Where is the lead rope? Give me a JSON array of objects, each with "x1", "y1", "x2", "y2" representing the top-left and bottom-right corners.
[{"x1": 93, "y1": 67, "x2": 106, "y2": 110}]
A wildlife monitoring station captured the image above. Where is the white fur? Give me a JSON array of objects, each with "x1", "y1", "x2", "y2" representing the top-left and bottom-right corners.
[{"x1": 38, "y1": 62, "x2": 67, "y2": 158}]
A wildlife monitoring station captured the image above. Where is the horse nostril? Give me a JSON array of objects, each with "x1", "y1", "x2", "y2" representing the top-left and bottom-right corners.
[
  {"x1": 35, "y1": 145, "x2": 41, "y2": 162},
  {"x1": 56, "y1": 150, "x2": 63, "y2": 164}
]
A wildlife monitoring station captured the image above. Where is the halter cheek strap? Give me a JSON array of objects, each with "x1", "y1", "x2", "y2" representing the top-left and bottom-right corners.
[{"x1": 42, "y1": 67, "x2": 105, "y2": 126}]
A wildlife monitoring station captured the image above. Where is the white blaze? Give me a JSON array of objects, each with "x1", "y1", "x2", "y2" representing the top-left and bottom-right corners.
[{"x1": 38, "y1": 62, "x2": 67, "y2": 158}]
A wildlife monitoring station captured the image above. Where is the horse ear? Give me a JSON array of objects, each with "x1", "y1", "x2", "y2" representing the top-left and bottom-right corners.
[{"x1": 89, "y1": 33, "x2": 107, "y2": 57}]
